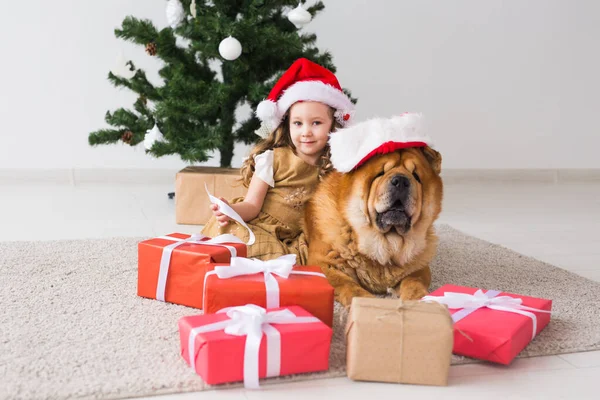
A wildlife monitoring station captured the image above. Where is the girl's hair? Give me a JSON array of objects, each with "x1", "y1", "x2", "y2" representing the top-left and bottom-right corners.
[{"x1": 240, "y1": 106, "x2": 341, "y2": 187}]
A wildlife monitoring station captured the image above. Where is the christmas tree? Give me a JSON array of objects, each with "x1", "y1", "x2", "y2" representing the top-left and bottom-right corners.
[{"x1": 88, "y1": 0, "x2": 353, "y2": 168}]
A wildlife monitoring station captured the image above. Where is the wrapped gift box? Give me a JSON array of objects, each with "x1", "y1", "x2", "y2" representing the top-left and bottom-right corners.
[
  {"x1": 179, "y1": 305, "x2": 332, "y2": 387},
  {"x1": 137, "y1": 233, "x2": 246, "y2": 308},
  {"x1": 202, "y1": 256, "x2": 334, "y2": 326},
  {"x1": 175, "y1": 166, "x2": 247, "y2": 225},
  {"x1": 346, "y1": 297, "x2": 453, "y2": 386},
  {"x1": 424, "y1": 284, "x2": 553, "y2": 365}
]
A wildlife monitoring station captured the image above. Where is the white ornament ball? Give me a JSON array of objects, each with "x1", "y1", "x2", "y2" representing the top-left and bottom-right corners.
[
  {"x1": 144, "y1": 123, "x2": 165, "y2": 150},
  {"x1": 287, "y1": 3, "x2": 312, "y2": 29},
  {"x1": 166, "y1": 0, "x2": 185, "y2": 29},
  {"x1": 218, "y1": 36, "x2": 242, "y2": 61},
  {"x1": 111, "y1": 51, "x2": 136, "y2": 79}
]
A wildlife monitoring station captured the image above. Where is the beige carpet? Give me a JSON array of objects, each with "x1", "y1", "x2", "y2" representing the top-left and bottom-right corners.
[{"x1": 2, "y1": 224, "x2": 600, "y2": 400}]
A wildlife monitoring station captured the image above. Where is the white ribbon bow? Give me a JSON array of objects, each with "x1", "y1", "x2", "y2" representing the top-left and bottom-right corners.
[
  {"x1": 218, "y1": 254, "x2": 296, "y2": 279},
  {"x1": 422, "y1": 289, "x2": 551, "y2": 340},
  {"x1": 186, "y1": 304, "x2": 319, "y2": 389},
  {"x1": 152, "y1": 185, "x2": 257, "y2": 302},
  {"x1": 203, "y1": 255, "x2": 326, "y2": 309}
]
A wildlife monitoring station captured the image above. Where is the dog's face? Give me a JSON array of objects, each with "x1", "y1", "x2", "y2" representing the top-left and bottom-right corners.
[{"x1": 342, "y1": 146, "x2": 443, "y2": 240}]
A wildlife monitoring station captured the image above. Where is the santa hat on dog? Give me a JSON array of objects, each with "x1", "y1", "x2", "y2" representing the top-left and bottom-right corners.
[
  {"x1": 255, "y1": 58, "x2": 355, "y2": 138},
  {"x1": 329, "y1": 113, "x2": 433, "y2": 173}
]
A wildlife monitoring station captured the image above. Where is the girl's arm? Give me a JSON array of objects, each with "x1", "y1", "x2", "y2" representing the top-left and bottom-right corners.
[{"x1": 211, "y1": 172, "x2": 270, "y2": 225}]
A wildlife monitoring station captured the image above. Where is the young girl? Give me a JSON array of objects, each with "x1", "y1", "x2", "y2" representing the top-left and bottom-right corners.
[{"x1": 201, "y1": 58, "x2": 355, "y2": 264}]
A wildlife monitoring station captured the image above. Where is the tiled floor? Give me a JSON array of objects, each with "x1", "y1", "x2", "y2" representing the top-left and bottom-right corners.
[{"x1": 1, "y1": 179, "x2": 599, "y2": 399}]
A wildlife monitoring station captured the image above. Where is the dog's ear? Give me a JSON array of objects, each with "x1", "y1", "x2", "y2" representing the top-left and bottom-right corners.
[{"x1": 421, "y1": 146, "x2": 442, "y2": 175}]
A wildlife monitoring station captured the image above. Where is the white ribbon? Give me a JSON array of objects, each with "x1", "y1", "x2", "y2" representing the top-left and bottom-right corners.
[
  {"x1": 202, "y1": 254, "x2": 326, "y2": 309},
  {"x1": 153, "y1": 185, "x2": 256, "y2": 302},
  {"x1": 186, "y1": 304, "x2": 319, "y2": 389},
  {"x1": 422, "y1": 289, "x2": 552, "y2": 340},
  {"x1": 204, "y1": 183, "x2": 256, "y2": 246}
]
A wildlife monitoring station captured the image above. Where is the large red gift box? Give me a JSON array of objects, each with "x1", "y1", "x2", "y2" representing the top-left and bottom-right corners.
[
  {"x1": 179, "y1": 305, "x2": 332, "y2": 387},
  {"x1": 425, "y1": 284, "x2": 552, "y2": 365},
  {"x1": 137, "y1": 233, "x2": 246, "y2": 308},
  {"x1": 202, "y1": 256, "x2": 335, "y2": 326}
]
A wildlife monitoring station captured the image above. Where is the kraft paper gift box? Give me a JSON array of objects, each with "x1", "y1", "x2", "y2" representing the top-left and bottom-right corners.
[
  {"x1": 137, "y1": 233, "x2": 246, "y2": 309},
  {"x1": 346, "y1": 297, "x2": 454, "y2": 386},
  {"x1": 179, "y1": 304, "x2": 332, "y2": 388},
  {"x1": 423, "y1": 284, "x2": 553, "y2": 365},
  {"x1": 175, "y1": 166, "x2": 247, "y2": 225},
  {"x1": 201, "y1": 255, "x2": 335, "y2": 326}
]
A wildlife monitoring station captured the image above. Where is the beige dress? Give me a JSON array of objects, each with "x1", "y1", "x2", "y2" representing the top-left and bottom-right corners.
[{"x1": 201, "y1": 147, "x2": 319, "y2": 265}]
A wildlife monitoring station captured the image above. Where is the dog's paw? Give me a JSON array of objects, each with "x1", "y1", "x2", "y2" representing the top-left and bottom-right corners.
[
  {"x1": 336, "y1": 287, "x2": 376, "y2": 307},
  {"x1": 399, "y1": 286, "x2": 429, "y2": 301}
]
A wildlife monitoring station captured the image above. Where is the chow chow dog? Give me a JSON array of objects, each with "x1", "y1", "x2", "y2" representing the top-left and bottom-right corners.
[{"x1": 304, "y1": 114, "x2": 443, "y2": 306}]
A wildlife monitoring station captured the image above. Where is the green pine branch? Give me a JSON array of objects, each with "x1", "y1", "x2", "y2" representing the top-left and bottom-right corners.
[
  {"x1": 108, "y1": 69, "x2": 161, "y2": 101},
  {"x1": 88, "y1": 128, "x2": 125, "y2": 146},
  {"x1": 115, "y1": 17, "x2": 158, "y2": 44}
]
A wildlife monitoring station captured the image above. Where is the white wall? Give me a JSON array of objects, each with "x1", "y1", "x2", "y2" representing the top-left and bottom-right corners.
[{"x1": 1, "y1": 0, "x2": 598, "y2": 170}]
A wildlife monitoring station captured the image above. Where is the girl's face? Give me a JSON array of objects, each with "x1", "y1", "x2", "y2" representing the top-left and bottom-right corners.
[{"x1": 288, "y1": 101, "x2": 333, "y2": 164}]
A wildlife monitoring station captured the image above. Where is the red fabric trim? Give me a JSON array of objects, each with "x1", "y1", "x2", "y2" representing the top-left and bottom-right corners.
[{"x1": 353, "y1": 141, "x2": 427, "y2": 170}]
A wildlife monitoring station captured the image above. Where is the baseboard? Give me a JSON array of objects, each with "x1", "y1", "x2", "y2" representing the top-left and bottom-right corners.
[
  {"x1": 0, "y1": 169, "x2": 75, "y2": 184},
  {"x1": 441, "y1": 169, "x2": 600, "y2": 183},
  {"x1": 73, "y1": 168, "x2": 178, "y2": 185},
  {"x1": 0, "y1": 168, "x2": 178, "y2": 185},
  {"x1": 0, "y1": 168, "x2": 599, "y2": 185}
]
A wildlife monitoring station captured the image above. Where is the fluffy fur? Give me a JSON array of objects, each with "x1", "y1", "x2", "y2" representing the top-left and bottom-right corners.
[{"x1": 304, "y1": 146, "x2": 443, "y2": 306}]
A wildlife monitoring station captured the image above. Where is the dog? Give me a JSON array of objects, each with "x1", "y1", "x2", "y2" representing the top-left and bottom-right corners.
[{"x1": 305, "y1": 134, "x2": 443, "y2": 307}]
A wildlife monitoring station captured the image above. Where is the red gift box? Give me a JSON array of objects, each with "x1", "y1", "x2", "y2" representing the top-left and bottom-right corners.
[
  {"x1": 201, "y1": 255, "x2": 335, "y2": 326},
  {"x1": 137, "y1": 233, "x2": 246, "y2": 308},
  {"x1": 179, "y1": 304, "x2": 332, "y2": 387},
  {"x1": 424, "y1": 284, "x2": 552, "y2": 365}
]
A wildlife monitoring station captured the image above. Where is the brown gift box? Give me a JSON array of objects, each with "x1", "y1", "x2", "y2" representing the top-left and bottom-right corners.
[
  {"x1": 346, "y1": 297, "x2": 453, "y2": 386},
  {"x1": 175, "y1": 167, "x2": 247, "y2": 225}
]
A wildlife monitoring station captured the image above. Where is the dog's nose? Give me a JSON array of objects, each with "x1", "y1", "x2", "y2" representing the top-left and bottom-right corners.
[
  {"x1": 391, "y1": 175, "x2": 410, "y2": 189},
  {"x1": 390, "y1": 174, "x2": 410, "y2": 200}
]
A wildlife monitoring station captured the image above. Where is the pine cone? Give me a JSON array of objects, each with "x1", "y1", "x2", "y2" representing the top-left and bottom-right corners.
[
  {"x1": 121, "y1": 130, "x2": 134, "y2": 144},
  {"x1": 145, "y1": 42, "x2": 157, "y2": 56},
  {"x1": 139, "y1": 95, "x2": 147, "y2": 105}
]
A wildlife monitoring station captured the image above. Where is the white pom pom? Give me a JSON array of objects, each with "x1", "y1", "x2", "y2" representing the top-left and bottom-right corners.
[
  {"x1": 255, "y1": 100, "x2": 280, "y2": 136},
  {"x1": 166, "y1": 0, "x2": 185, "y2": 29},
  {"x1": 256, "y1": 100, "x2": 278, "y2": 121}
]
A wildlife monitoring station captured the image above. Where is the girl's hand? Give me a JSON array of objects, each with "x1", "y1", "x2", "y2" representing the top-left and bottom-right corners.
[{"x1": 210, "y1": 197, "x2": 231, "y2": 226}]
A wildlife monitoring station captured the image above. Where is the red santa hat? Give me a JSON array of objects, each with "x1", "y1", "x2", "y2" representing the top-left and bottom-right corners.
[
  {"x1": 329, "y1": 113, "x2": 433, "y2": 173},
  {"x1": 255, "y1": 58, "x2": 355, "y2": 138}
]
